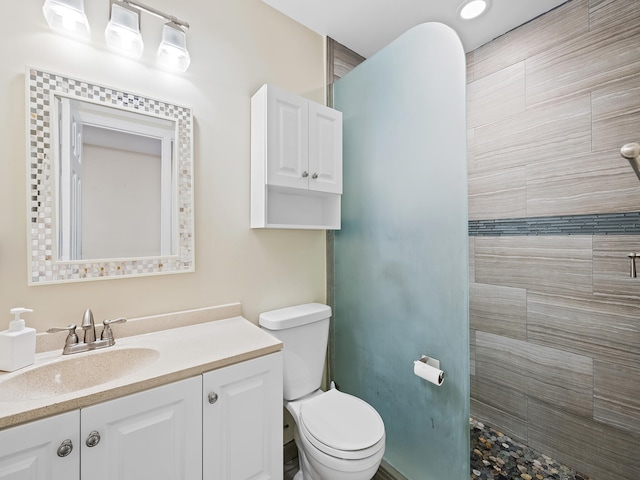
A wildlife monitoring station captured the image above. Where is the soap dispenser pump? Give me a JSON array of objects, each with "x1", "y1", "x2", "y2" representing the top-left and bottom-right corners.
[{"x1": 0, "y1": 308, "x2": 36, "y2": 372}]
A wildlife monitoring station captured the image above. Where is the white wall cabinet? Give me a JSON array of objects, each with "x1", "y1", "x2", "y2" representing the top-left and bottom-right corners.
[
  {"x1": 251, "y1": 84, "x2": 342, "y2": 229},
  {"x1": 0, "y1": 353, "x2": 283, "y2": 480},
  {"x1": 0, "y1": 410, "x2": 79, "y2": 480},
  {"x1": 203, "y1": 352, "x2": 283, "y2": 480},
  {"x1": 80, "y1": 376, "x2": 202, "y2": 480}
]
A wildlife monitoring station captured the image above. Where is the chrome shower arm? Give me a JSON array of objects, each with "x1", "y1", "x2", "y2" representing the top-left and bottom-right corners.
[{"x1": 621, "y1": 142, "x2": 640, "y2": 181}]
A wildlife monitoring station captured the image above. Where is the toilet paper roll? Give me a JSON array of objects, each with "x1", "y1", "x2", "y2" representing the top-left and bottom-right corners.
[{"x1": 414, "y1": 357, "x2": 444, "y2": 386}]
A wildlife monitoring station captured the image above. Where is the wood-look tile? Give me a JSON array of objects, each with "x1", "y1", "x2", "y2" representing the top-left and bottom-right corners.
[
  {"x1": 471, "y1": 377, "x2": 528, "y2": 426},
  {"x1": 474, "y1": 236, "x2": 593, "y2": 296},
  {"x1": 594, "y1": 360, "x2": 640, "y2": 435},
  {"x1": 466, "y1": 52, "x2": 474, "y2": 84},
  {"x1": 593, "y1": 235, "x2": 640, "y2": 300},
  {"x1": 474, "y1": 95, "x2": 591, "y2": 173},
  {"x1": 470, "y1": 283, "x2": 526, "y2": 340},
  {"x1": 467, "y1": 62, "x2": 525, "y2": 129},
  {"x1": 592, "y1": 73, "x2": 640, "y2": 154},
  {"x1": 467, "y1": 128, "x2": 476, "y2": 175},
  {"x1": 373, "y1": 461, "x2": 408, "y2": 480},
  {"x1": 470, "y1": 398, "x2": 528, "y2": 444},
  {"x1": 470, "y1": 328, "x2": 476, "y2": 376},
  {"x1": 526, "y1": 150, "x2": 640, "y2": 217},
  {"x1": 529, "y1": 398, "x2": 640, "y2": 480},
  {"x1": 527, "y1": 292, "x2": 640, "y2": 368},
  {"x1": 526, "y1": 10, "x2": 640, "y2": 106},
  {"x1": 469, "y1": 167, "x2": 526, "y2": 220},
  {"x1": 589, "y1": 0, "x2": 640, "y2": 33},
  {"x1": 471, "y1": 378, "x2": 528, "y2": 443},
  {"x1": 472, "y1": 0, "x2": 589, "y2": 80},
  {"x1": 327, "y1": 37, "x2": 335, "y2": 85},
  {"x1": 332, "y1": 40, "x2": 365, "y2": 80},
  {"x1": 475, "y1": 332, "x2": 593, "y2": 417},
  {"x1": 469, "y1": 237, "x2": 476, "y2": 283},
  {"x1": 465, "y1": 2, "x2": 640, "y2": 475}
]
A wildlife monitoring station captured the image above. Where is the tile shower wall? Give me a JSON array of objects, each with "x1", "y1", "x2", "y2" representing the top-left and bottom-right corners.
[{"x1": 468, "y1": 1, "x2": 640, "y2": 479}]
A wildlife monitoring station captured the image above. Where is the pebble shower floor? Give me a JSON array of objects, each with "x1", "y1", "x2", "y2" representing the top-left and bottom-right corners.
[
  {"x1": 285, "y1": 417, "x2": 594, "y2": 479},
  {"x1": 470, "y1": 418, "x2": 592, "y2": 480}
]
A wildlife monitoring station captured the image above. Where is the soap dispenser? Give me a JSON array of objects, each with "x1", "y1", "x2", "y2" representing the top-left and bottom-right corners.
[{"x1": 0, "y1": 308, "x2": 36, "y2": 372}]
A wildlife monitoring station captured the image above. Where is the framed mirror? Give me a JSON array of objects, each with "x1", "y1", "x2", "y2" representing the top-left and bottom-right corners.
[{"x1": 27, "y1": 68, "x2": 194, "y2": 284}]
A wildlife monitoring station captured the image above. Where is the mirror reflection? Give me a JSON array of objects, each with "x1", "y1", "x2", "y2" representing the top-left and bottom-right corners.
[
  {"x1": 53, "y1": 97, "x2": 176, "y2": 261},
  {"x1": 27, "y1": 68, "x2": 194, "y2": 284}
]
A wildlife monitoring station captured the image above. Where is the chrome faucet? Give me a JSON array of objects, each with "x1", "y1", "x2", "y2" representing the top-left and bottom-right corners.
[
  {"x1": 48, "y1": 308, "x2": 127, "y2": 355},
  {"x1": 81, "y1": 308, "x2": 97, "y2": 343}
]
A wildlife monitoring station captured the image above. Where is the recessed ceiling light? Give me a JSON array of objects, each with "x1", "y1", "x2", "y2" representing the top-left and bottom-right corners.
[{"x1": 458, "y1": 0, "x2": 490, "y2": 20}]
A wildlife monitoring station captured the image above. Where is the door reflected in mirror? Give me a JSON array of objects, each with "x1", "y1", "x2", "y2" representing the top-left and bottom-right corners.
[
  {"x1": 54, "y1": 97, "x2": 176, "y2": 261},
  {"x1": 27, "y1": 68, "x2": 194, "y2": 284}
]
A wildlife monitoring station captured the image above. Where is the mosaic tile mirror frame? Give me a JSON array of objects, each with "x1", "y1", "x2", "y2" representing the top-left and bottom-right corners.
[{"x1": 27, "y1": 67, "x2": 194, "y2": 285}]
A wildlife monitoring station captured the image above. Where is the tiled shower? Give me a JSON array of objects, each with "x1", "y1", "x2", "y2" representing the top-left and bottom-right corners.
[
  {"x1": 328, "y1": 0, "x2": 640, "y2": 478},
  {"x1": 468, "y1": 0, "x2": 639, "y2": 478}
]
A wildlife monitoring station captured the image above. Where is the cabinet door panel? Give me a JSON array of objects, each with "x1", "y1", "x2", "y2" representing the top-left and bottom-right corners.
[
  {"x1": 309, "y1": 102, "x2": 342, "y2": 194},
  {"x1": 203, "y1": 352, "x2": 283, "y2": 480},
  {"x1": 81, "y1": 376, "x2": 201, "y2": 480},
  {"x1": 0, "y1": 411, "x2": 79, "y2": 480},
  {"x1": 267, "y1": 88, "x2": 309, "y2": 189}
]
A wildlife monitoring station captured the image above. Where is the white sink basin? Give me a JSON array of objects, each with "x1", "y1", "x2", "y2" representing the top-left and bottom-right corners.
[{"x1": 0, "y1": 347, "x2": 159, "y2": 402}]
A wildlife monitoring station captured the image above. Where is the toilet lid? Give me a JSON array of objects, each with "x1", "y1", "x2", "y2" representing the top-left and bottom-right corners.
[{"x1": 299, "y1": 389, "x2": 385, "y2": 453}]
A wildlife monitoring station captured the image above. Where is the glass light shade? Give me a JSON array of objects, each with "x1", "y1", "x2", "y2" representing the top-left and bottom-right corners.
[
  {"x1": 156, "y1": 23, "x2": 191, "y2": 72},
  {"x1": 105, "y1": 3, "x2": 144, "y2": 58},
  {"x1": 42, "y1": 0, "x2": 91, "y2": 39},
  {"x1": 459, "y1": 0, "x2": 489, "y2": 20}
]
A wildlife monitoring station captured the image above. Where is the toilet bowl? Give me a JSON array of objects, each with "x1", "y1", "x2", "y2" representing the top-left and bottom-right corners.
[
  {"x1": 286, "y1": 388, "x2": 385, "y2": 480},
  {"x1": 259, "y1": 303, "x2": 386, "y2": 480}
]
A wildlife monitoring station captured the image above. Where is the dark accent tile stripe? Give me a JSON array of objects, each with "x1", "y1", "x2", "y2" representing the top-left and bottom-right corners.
[{"x1": 469, "y1": 212, "x2": 640, "y2": 236}]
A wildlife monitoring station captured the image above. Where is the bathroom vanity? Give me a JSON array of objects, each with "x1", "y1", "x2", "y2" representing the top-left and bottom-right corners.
[{"x1": 0, "y1": 305, "x2": 283, "y2": 480}]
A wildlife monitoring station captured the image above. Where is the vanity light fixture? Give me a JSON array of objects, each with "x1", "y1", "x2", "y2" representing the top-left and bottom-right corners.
[
  {"x1": 458, "y1": 0, "x2": 490, "y2": 20},
  {"x1": 42, "y1": 0, "x2": 91, "y2": 40},
  {"x1": 105, "y1": 2, "x2": 144, "y2": 58},
  {"x1": 118, "y1": 0, "x2": 191, "y2": 71},
  {"x1": 156, "y1": 22, "x2": 191, "y2": 72},
  {"x1": 43, "y1": 0, "x2": 191, "y2": 72}
]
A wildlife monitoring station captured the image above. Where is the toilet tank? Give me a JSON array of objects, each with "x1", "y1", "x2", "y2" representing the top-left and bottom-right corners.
[{"x1": 259, "y1": 303, "x2": 331, "y2": 401}]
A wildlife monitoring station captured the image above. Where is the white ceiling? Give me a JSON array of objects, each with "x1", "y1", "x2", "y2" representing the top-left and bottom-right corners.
[{"x1": 263, "y1": 0, "x2": 570, "y2": 57}]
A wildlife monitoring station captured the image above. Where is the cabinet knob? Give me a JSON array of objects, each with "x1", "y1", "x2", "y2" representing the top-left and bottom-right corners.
[
  {"x1": 57, "y1": 439, "x2": 74, "y2": 457},
  {"x1": 301, "y1": 171, "x2": 309, "y2": 178},
  {"x1": 85, "y1": 430, "x2": 101, "y2": 448},
  {"x1": 312, "y1": 173, "x2": 318, "y2": 179},
  {"x1": 208, "y1": 392, "x2": 219, "y2": 404}
]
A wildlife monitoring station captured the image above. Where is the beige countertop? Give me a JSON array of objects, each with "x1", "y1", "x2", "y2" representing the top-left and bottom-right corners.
[{"x1": 0, "y1": 306, "x2": 282, "y2": 430}]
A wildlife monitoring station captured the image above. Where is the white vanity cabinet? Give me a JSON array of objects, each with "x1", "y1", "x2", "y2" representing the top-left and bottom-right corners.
[
  {"x1": 251, "y1": 84, "x2": 342, "y2": 229},
  {"x1": 203, "y1": 352, "x2": 283, "y2": 480},
  {"x1": 0, "y1": 352, "x2": 282, "y2": 480},
  {"x1": 0, "y1": 410, "x2": 80, "y2": 480},
  {"x1": 80, "y1": 376, "x2": 202, "y2": 480}
]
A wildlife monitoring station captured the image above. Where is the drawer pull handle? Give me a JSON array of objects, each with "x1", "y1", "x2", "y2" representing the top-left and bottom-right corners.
[
  {"x1": 57, "y1": 439, "x2": 73, "y2": 457},
  {"x1": 86, "y1": 430, "x2": 101, "y2": 448}
]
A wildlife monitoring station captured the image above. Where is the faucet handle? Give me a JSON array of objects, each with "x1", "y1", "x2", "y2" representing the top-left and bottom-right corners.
[
  {"x1": 47, "y1": 324, "x2": 79, "y2": 347},
  {"x1": 100, "y1": 317, "x2": 127, "y2": 345}
]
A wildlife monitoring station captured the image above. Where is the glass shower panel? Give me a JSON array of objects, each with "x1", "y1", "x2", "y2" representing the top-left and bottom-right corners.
[{"x1": 333, "y1": 23, "x2": 469, "y2": 479}]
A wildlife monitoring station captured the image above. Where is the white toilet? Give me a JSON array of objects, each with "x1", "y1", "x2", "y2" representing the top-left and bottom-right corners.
[{"x1": 259, "y1": 303, "x2": 385, "y2": 480}]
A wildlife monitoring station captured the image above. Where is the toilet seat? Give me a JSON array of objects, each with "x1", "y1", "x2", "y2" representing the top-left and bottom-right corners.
[{"x1": 299, "y1": 389, "x2": 385, "y2": 461}]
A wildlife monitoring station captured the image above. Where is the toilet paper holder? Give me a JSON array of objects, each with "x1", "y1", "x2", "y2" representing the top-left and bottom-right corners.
[
  {"x1": 417, "y1": 355, "x2": 440, "y2": 369},
  {"x1": 418, "y1": 355, "x2": 440, "y2": 369},
  {"x1": 413, "y1": 355, "x2": 445, "y2": 386}
]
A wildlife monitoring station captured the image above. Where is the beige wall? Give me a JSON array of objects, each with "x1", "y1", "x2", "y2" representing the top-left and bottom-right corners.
[{"x1": 0, "y1": 0, "x2": 326, "y2": 332}]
